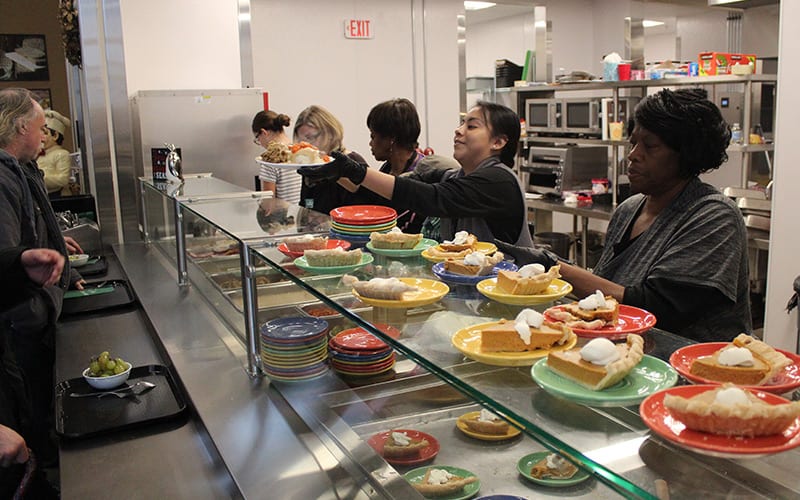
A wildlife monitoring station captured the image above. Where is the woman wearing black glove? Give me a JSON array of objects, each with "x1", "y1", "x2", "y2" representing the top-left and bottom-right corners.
[{"x1": 299, "y1": 100, "x2": 533, "y2": 247}]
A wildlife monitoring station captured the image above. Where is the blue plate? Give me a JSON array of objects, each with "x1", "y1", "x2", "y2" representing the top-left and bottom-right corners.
[
  {"x1": 329, "y1": 229, "x2": 372, "y2": 240},
  {"x1": 432, "y1": 260, "x2": 518, "y2": 286},
  {"x1": 261, "y1": 317, "x2": 329, "y2": 342}
]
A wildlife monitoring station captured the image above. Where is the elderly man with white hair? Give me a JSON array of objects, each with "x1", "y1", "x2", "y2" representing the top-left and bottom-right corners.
[{"x1": 0, "y1": 87, "x2": 84, "y2": 471}]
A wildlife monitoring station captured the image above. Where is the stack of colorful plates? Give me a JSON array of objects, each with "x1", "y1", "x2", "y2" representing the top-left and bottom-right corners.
[
  {"x1": 329, "y1": 205, "x2": 397, "y2": 248},
  {"x1": 329, "y1": 325, "x2": 399, "y2": 381},
  {"x1": 260, "y1": 317, "x2": 330, "y2": 382}
]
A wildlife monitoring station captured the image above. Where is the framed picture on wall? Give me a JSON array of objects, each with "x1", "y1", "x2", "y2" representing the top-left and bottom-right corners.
[
  {"x1": 30, "y1": 88, "x2": 52, "y2": 109},
  {"x1": 0, "y1": 34, "x2": 49, "y2": 81}
]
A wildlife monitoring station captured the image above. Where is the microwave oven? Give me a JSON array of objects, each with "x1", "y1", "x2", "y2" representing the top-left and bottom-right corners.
[
  {"x1": 524, "y1": 97, "x2": 604, "y2": 137},
  {"x1": 600, "y1": 97, "x2": 640, "y2": 140},
  {"x1": 520, "y1": 145, "x2": 609, "y2": 195}
]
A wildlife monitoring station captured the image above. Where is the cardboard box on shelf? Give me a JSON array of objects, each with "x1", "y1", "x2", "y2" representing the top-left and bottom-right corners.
[{"x1": 698, "y1": 52, "x2": 757, "y2": 76}]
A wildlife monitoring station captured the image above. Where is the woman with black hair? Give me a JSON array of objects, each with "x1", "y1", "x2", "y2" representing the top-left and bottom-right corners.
[
  {"x1": 298, "y1": 101, "x2": 534, "y2": 246},
  {"x1": 497, "y1": 88, "x2": 751, "y2": 342}
]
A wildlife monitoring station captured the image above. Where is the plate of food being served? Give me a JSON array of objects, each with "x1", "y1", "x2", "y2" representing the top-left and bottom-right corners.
[
  {"x1": 367, "y1": 429, "x2": 440, "y2": 466},
  {"x1": 669, "y1": 334, "x2": 800, "y2": 394},
  {"x1": 531, "y1": 334, "x2": 678, "y2": 407},
  {"x1": 403, "y1": 465, "x2": 480, "y2": 500},
  {"x1": 365, "y1": 228, "x2": 438, "y2": 257},
  {"x1": 278, "y1": 235, "x2": 350, "y2": 259},
  {"x1": 342, "y1": 275, "x2": 449, "y2": 309},
  {"x1": 476, "y1": 264, "x2": 571, "y2": 306},
  {"x1": 255, "y1": 141, "x2": 331, "y2": 169},
  {"x1": 451, "y1": 308, "x2": 577, "y2": 367},
  {"x1": 456, "y1": 409, "x2": 521, "y2": 441},
  {"x1": 293, "y1": 248, "x2": 373, "y2": 274},
  {"x1": 544, "y1": 290, "x2": 656, "y2": 339}
]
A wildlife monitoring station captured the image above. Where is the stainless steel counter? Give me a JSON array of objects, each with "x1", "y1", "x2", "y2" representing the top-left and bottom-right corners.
[{"x1": 56, "y1": 246, "x2": 415, "y2": 499}]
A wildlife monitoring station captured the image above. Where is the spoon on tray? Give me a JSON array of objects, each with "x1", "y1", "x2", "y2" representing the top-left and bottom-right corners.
[{"x1": 70, "y1": 380, "x2": 156, "y2": 398}]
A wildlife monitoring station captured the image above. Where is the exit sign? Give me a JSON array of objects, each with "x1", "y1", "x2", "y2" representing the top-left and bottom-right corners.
[{"x1": 344, "y1": 19, "x2": 373, "y2": 39}]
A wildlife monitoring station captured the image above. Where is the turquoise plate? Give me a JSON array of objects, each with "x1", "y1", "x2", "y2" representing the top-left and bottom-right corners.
[
  {"x1": 293, "y1": 253, "x2": 374, "y2": 275},
  {"x1": 517, "y1": 451, "x2": 591, "y2": 487},
  {"x1": 530, "y1": 355, "x2": 678, "y2": 407},
  {"x1": 403, "y1": 465, "x2": 480, "y2": 500},
  {"x1": 366, "y1": 238, "x2": 438, "y2": 257}
]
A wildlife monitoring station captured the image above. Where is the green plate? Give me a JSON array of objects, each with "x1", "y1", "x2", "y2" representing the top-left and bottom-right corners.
[
  {"x1": 530, "y1": 355, "x2": 678, "y2": 407},
  {"x1": 366, "y1": 238, "x2": 438, "y2": 257},
  {"x1": 64, "y1": 286, "x2": 116, "y2": 299},
  {"x1": 403, "y1": 465, "x2": 480, "y2": 500},
  {"x1": 293, "y1": 253, "x2": 374, "y2": 274},
  {"x1": 517, "y1": 451, "x2": 591, "y2": 487}
]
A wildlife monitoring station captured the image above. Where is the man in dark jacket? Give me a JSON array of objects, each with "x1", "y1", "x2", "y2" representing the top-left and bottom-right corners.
[
  {"x1": 0, "y1": 246, "x2": 63, "y2": 498},
  {"x1": 0, "y1": 88, "x2": 84, "y2": 468}
]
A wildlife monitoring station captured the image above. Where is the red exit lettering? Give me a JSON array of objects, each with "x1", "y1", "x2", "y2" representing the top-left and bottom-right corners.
[{"x1": 344, "y1": 19, "x2": 373, "y2": 39}]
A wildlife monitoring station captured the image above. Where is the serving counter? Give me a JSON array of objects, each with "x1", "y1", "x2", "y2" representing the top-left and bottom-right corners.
[{"x1": 54, "y1": 176, "x2": 800, "y2": 499}]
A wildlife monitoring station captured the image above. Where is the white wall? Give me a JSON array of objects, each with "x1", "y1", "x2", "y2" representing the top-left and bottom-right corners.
[
  {"x1": 764, "y1": 2, "x2": 800, "y2": 351},
  {"x1": 119, "y1": 0, "x2": 242, "y2": 93},
  {"x1": 250, "y1": 0, "x2": 461, "y2": 167}
]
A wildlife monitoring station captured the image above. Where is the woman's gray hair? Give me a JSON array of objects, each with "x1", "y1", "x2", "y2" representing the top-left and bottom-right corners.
[{"x1": 0, "y1": 88, "x2": 36, "y2": 149}]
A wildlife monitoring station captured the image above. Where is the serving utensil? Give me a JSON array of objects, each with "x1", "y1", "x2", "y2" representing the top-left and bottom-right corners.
[{"x1": 70, "y1": 380, "x2": 156, "y2": 398}]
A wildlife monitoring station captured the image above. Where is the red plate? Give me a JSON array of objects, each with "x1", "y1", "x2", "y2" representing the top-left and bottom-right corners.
[
  {"x1": 277, "y1": 239, "x2": 351, "y2": 259},
  {"x1": 337, "y1": 324, "x2": 402, "y2": 342},
  {"x1": 640, "y1": 385, "x2": 800, "y2": 458},
  {"x1": 367, "y1": 429, "x2": 440, "y2": 465},
  {"x1": 332, "y1": 329, "x2": 391, "y2": 351},
  {"x1": 544, "y1": 304, "x2": 656, "y2": 339},
  {"x1": 329, "y1": 205, "x2": 397, "y2": 225},
  {"x1": 669, "y1": 343, "x2": 800, "y2": 394}
]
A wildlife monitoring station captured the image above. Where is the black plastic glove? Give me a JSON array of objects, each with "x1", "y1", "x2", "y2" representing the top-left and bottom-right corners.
[
  {"x1": 297, "y1": 150, "x2": 367, "y2": 187},
  {"x1": 402, "y1": 162, "x2": 456, "y2": 184},
  {"x1": 494, "y1": 239, "x2": 561, "y2": 269}
]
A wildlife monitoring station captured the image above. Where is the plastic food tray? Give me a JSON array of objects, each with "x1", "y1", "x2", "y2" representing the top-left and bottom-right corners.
[
  {"x1": 75, "y1": 255, "x2": 108, "y2": 277},
  {"x1": 62, "y1": 279, "x2": 136, "y2": 315},
  {"x1": 55, "y1": 364, "x2": 188, "y2": 439}
]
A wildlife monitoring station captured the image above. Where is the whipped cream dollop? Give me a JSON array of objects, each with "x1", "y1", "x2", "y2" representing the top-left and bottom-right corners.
[
  {"x1": 287, "y1": 234, "x2": 316, "y2": 242},
  {"x1": 717, "y1": 347, "x2": 755, "y2": 367},
  {"x1": 518, "y1": 263, "x2": 545, "y2": 278},
  {"x1": 578, "y1": 290, "x2": 607, "y2": 310},
  {"x1": 580, "y1": 338, "x2": 620, "y2": 366},
  {"x1": 390, "y1": 431, "x2": 410, "y2": 446},
  {"x1": 514, "y1": 308, "x2": 545, "y2": 344},
  {"x1": 478, "y1": 409, "x2": 499, "y2": 423},
  {"x1": 386, "y1": 227, "x2": 403, "y2": 234},
  {"x1": 444, "y1": 231, "x2": 470, "y2": 245},
  {"x1": 463, "y1": 252, "x2": 487, "y2": 266},
  {"x1": 545, "y1": 453, "x2": 571, "y2": 472},
  {"x1": 714, "y1": 387, "x2": 751, "y2": 406},
  {"x1": 426, "y1": 468, "x2": 455, "y2": 485}
]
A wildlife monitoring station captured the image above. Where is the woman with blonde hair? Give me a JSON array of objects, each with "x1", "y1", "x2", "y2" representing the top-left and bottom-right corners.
[{"x1": 294, "y1": 105, "x2": 369, "y2": 213}]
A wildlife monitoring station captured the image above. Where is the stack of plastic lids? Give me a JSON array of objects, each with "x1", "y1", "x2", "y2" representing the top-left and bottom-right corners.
[
  {"x1": 260, "y1": 317, "x2": 330, "y2": 382},
  {"x1": 329, "y1": 205, "x2": 397, "y2": 248},
  {"x1": 329, "y1": 324, "x2": 401, "y2": 382}
]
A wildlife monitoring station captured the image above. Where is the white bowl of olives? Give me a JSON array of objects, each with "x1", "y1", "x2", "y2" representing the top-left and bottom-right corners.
[{"x1": 83, "y1": 351, "x2": 132, "y2": 389}]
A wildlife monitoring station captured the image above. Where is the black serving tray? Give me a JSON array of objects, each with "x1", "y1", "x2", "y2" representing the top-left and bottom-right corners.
[
  {"x1": 55, "y1": 364, "x2": 188, "y2": 439},
  {"x1": 75, "y1": 255, "x2": 108, "y2": 277},
  {"x1": 61, "y1": 279, "x2": 135, "y2": 315}
]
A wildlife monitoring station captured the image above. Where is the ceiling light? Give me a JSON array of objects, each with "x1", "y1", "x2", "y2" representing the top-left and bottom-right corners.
[
  {"x1": 464, "y1": 2, "x2": 496, "y2": 11},
  {"x1": 625, "y1": 17, "x2": 665, "y2": 29}
]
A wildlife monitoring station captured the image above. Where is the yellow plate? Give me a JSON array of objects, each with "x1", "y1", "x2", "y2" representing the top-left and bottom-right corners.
[
  {"x1": 352, "y1": 278, "x2": 449, "y2": 309},
  {"x1": 451, "y1": 322, "x2": 578, "y2": 366},
  {"x1": 456, "y1": 411, "x2": 522, "y2": 441},
  {"x1": 420, "y1": 241, "x2": 497, "y2": 263},
  {"x1": 476, "y1": 278, "x2": 573, "y2": 306}
]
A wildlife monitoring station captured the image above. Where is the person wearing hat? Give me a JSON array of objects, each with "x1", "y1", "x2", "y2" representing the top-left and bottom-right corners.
[{"x1": 38, "y1": 109, "x2": 72, "y2": 199}]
